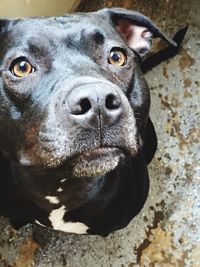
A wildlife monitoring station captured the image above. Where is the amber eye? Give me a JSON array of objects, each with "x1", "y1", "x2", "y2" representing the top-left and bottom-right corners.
[
  {"x1": 108, "y1": 49, "x2": 127, "y2": 66},
  {"x1": 10, "y1": 57, "x2": 34, "y2": 77}
]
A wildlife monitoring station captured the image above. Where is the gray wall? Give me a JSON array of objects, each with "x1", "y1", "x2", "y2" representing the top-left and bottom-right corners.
[{"x1": 0, "y1": 0, "x2": 80, "y2": 17}]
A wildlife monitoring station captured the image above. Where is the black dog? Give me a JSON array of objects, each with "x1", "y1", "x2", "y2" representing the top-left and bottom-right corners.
[{"x1": 0, "y1": 8, "x2": 186, "y2": 236}]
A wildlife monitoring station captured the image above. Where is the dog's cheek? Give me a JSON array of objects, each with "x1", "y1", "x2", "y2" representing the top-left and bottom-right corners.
[{"x1": 128, "y1": 72, "x2": 150, "y2": 128}]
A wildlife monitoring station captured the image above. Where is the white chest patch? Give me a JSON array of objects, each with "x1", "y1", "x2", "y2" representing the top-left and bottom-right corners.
[
  {"x1": 45, "y1": 196, "x2": 60, "y2": 204},
  {"x1": 48, "y1": 205, "x2": 89, "y2": 234}
]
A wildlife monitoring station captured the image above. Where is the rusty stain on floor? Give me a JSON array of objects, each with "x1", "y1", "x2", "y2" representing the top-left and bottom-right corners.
[
  {"x1": 139, "y1": 226, "x2": 184, "y2": 266},
  {"x1": 13, "y1": 238, "x2": 38, "y2": 267},
  {"x1": 0, "y1": 0, "x2": 200, "y2": 266},
  {"x1": 179, "y1": 48, "x2": 195, "y2": 71}
]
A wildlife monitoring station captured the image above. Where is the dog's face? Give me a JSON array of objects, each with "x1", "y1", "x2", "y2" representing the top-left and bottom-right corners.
[
  {"x1": 0, "y1": 8, "x2": 178, "y2": 234},
  {"x1": 0, "y1": 8, "x2": 176, "y2": 180}
]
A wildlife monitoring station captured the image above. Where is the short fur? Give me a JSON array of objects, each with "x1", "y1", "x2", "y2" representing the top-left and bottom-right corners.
[{"x1": 0, "y1": 8, "x2": 186, "y2": 236}]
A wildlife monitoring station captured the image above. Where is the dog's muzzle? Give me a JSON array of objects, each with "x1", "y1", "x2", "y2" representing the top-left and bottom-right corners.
[{"x1": 65, "y1": 80, "x2": 123, "y2": 130}]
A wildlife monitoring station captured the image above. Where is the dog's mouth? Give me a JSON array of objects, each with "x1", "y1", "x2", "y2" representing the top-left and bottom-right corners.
[{"x1": 69, "y1": 147, "x2": 124, "y2": 178}]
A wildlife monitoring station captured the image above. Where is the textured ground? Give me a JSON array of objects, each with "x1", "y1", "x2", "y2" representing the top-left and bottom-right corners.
[{"x1": 0, "y1": 0, "x2": 199, "y2": 266}]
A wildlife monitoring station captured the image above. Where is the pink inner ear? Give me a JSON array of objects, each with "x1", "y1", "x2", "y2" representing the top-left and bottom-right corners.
[{"x1": 116, "y1": 20, "x2": 152, "y2": 55}]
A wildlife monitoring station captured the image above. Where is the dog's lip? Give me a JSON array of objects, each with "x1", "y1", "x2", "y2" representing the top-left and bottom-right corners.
[
  {"x1": 80, "y1": 147, "x2": 120, "y2": 156},
  {"x1": 70, "y1": 146, "x2": 125, "y2": 161},
  {"x1": 68, "y1": 146, "x2": 125, "y2": 178},
  {"x1": 67, "y1": 146, "x2": 127, "y2": 162}
]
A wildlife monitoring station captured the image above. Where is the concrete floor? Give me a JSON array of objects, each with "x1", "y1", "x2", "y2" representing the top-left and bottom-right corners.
[{"x1": 0, "y1": 0, "x2": 199, "y2": 266}]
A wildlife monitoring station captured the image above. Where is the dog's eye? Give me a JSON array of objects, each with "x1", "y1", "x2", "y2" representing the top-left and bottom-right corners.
[
  {"x1": 10, "y1": 57, "x2": 35, "y2": 78},
  {"x1": 108, "y1": 48, "x2": 127, "y2": 66}
]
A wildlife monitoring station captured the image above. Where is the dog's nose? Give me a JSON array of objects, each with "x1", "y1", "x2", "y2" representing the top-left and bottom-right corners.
[{"x1": 66, "y1": 83, "x2": 122, "y2": 128}]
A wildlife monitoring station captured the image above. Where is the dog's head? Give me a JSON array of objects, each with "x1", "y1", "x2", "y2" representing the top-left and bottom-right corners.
[{"x1": 0, "y1": 8, "x2": 175, "y2": 178}]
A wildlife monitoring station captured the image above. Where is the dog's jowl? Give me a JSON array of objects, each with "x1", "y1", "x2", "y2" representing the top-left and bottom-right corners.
[{"x1": 0, "y1": 8, "x2": 177, "y2": 235}]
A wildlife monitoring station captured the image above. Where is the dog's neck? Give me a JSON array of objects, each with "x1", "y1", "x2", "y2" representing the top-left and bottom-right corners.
[{"x1": 7, "y1": 159, "x2": 106, "y2": 212}]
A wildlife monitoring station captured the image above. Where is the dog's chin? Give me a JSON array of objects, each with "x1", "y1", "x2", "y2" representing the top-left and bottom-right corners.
[{"x1": 70, "y1": 148, "x2": 123, "y2": 178}]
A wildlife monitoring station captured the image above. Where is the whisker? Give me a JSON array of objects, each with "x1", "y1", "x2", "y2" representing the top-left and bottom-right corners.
[
  {"x1": 80, "y1": 177, "x2": 88, "y2": 185},
  {"x1": 121, "y1": 158, "x2": 135, "y2": 175},
  {"x1": 135, "y1": 117, "x2": 146, "y2": 123}
]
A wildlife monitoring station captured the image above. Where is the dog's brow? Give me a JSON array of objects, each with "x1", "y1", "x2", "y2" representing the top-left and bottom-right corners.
[
  {"x1": 79, "y1": 29, "x2": 105, "y2": 46},
  {"x1": 28, "y1": 43, "x2": 50, "y2": 58},
  {"x1": 92, "y1": 31, "x2": 105, "y2": 45}
]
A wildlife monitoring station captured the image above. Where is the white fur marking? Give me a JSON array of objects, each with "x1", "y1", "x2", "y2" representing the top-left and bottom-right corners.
[
  {"x1": 19, "y1": 153, "x2": 32, "y2": 166},
  {"x1": 49, "y1": 205, "x2": 89, "y2": 234},
  {"x1": 45, "y1": 196, "x2": 60, "y2": 204},
  {"x1": 35, "y1": 220, "x2": 45, "y2": 227},
  {"x1": 60, "y1": 178, "x2": 66, "y2": 183},
  {"x1": 57, "y1": 187, "x2": 63, "y2": 192}
]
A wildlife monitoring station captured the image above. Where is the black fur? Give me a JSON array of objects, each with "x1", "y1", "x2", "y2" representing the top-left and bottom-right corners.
[{"x1": 0, "y1": 8, "x2": 186, "y2": 235}]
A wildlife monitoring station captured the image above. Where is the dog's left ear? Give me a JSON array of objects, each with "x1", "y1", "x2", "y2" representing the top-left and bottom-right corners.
[
  {"x1": 98, "y1": 8, "x2": 177, "y2": 57},
  {"x1": 0, "y1": 19, "x2": 20, "y2": 35}
]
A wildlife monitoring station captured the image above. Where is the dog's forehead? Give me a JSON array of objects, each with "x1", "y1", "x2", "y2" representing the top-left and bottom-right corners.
[
  {"x1": 0, "y1": 14, "x2": 120, "y2": 60},
  {"x1": 8, "y1": 13, "x2": 112, "y2": 42}
]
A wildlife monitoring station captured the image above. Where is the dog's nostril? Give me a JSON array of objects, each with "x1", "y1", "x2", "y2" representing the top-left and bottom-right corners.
[
  {"x1": 72, "y1": 98, "x2": 92, "y2": 115},
  {"x1": 105, "y1": 94, "x2": 121, "y2": 110}
]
